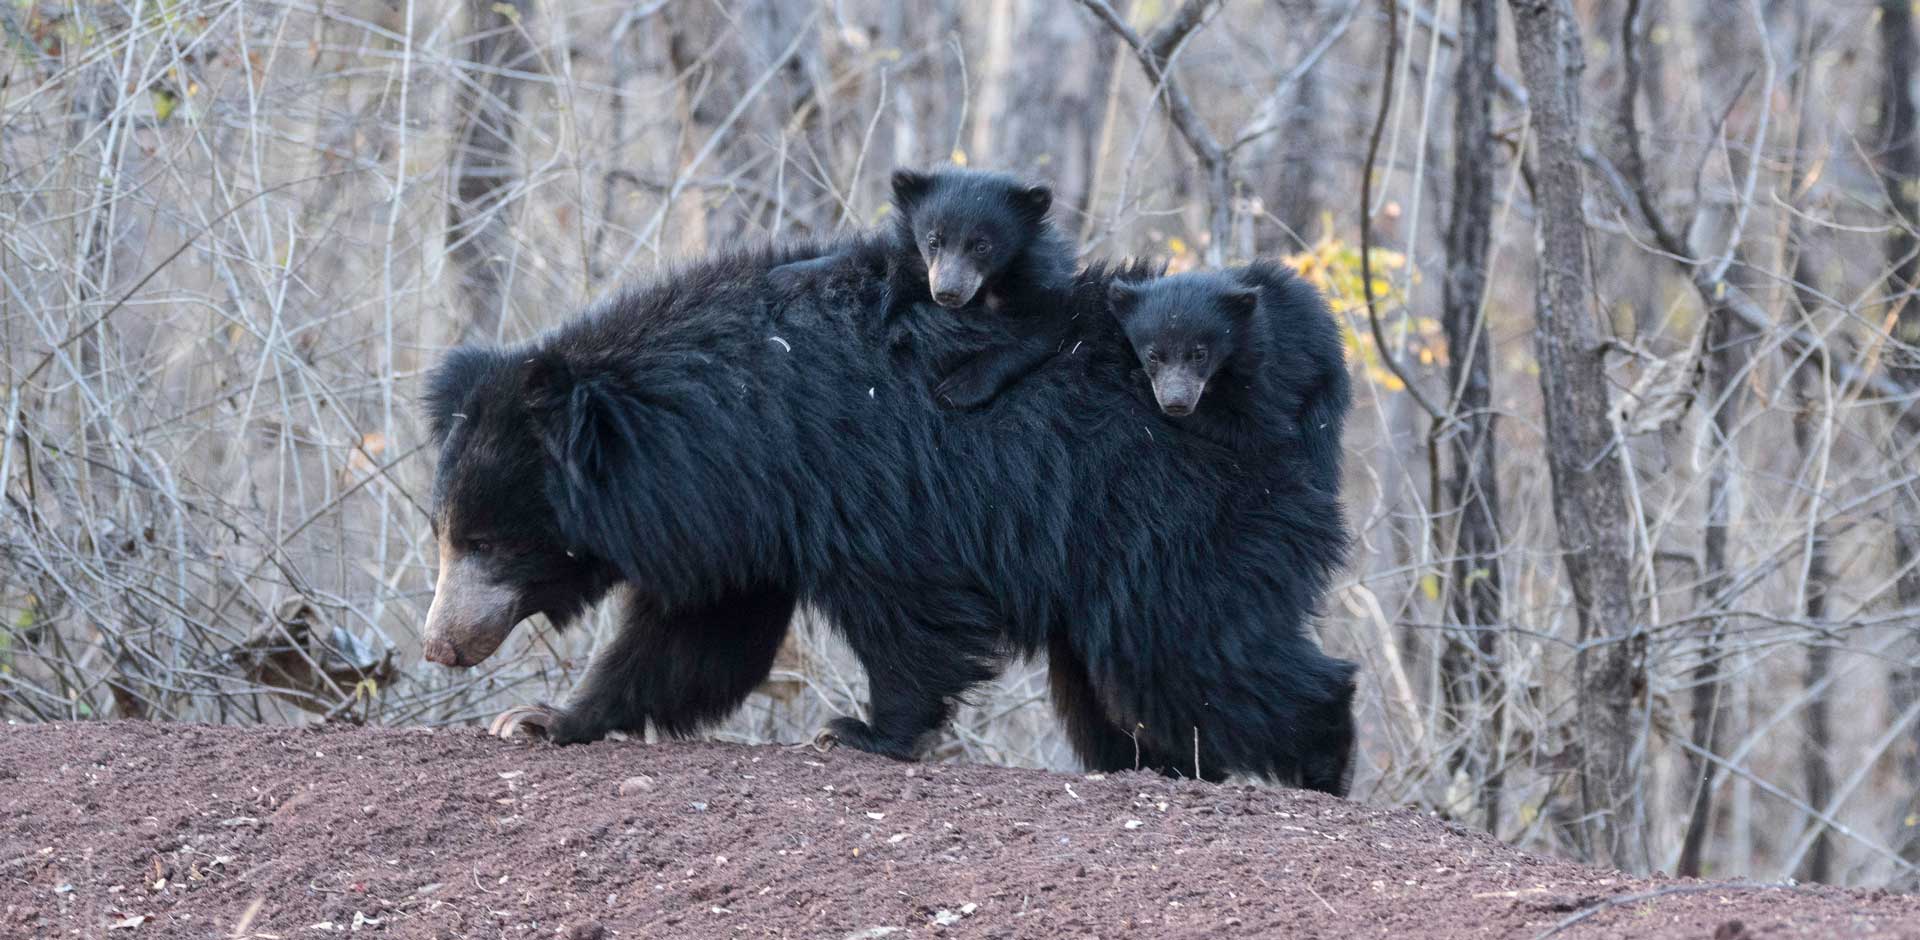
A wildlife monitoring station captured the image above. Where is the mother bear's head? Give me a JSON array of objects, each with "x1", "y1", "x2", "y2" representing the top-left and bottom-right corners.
[{"x1": 416, "y1": 345, "x2": 621, "y2": 667}]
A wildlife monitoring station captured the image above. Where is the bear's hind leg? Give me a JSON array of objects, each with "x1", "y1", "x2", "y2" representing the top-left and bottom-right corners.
[
  {"x1": 1046, "y1": 633, "x2": 1223, "y2": 781},
  {"x1": 1046, "y1": 632, "x2": 1144, "y2": 772}
]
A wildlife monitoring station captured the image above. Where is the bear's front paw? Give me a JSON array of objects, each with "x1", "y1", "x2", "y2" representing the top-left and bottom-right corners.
[
  {"x1": 489, "y1": 703, "x2": 562, "y2": 742},
  {"x1": 933, "y1": 362, "x2": 1002, "y2": 411}
]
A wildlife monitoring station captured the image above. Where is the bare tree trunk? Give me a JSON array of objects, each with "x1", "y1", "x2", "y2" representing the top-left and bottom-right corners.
[
  {"x1": 447, "y1": 0, "x2": 532, "y2": 344},
  {"x1": 1794, "y1": 356, "x2": 1837, "y2": 882},
  {"x1": 1001, "y1": 1, "x2": 1108, "y2": 205},
  {"x1": 1268, "y1": 60, "x2": 1324, "y2": 242},
  {"x1": 1507, "y1": 0, "x2": 1646, "y2": 869},
  {"x1": 1438, "y1": 0, "x2": 1507, "y2": 836},
  {"x1": 1677, "y1": 275, "x2": 1757, "y2": 878},
  {"x1": 1776, "y1": 0, "x2": 1839, "y2": 882},
  {"x1": 1880, "y1": 0, "x2": 1920, "y2": 873},
  {"x1": 968, "y1": 0, "x2": 1017, "y2": 165}
]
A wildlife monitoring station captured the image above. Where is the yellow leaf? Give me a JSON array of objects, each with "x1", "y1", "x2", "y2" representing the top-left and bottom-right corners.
[
  {"x1": 950, "y1": 148, "x2": 968, "y2": 167},
  {"x1": 1906, "y1": 813, "x2": 1919, "y2": 828},
  {"x1": 1167, "y1": 237, "x2": 1188, "y2": 255},
  {"x1": 491, "y1": 2, "x2": 521, "y2": 22},
  {"x1": 150, "y1": 87, "x2": 178, "y2": 122},
  {"x1": 1419, "y1": 573, "x2": 1440, "y2": 601}
]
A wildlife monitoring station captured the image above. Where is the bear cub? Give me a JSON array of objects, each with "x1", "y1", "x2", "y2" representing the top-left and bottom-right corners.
[
  {"x1": 1110, "y1": 262, "x2": 1350, "y2": 493},
  {"x1": 772, "y1": 167, "x2": 1077, "y2": 409}
]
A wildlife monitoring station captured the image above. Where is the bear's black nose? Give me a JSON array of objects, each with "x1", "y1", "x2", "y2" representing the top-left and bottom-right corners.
[
  {"x1": 1163, "y1": 403, "x2": 1193, "y2": 417},
  {"x1": 933, "y1": 290, "x2": 964, "y2": 307}
]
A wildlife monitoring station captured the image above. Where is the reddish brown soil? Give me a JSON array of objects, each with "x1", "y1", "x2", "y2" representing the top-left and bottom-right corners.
[{"x1": 1, "y1": 723, "x2": 1915, "y2": 939}]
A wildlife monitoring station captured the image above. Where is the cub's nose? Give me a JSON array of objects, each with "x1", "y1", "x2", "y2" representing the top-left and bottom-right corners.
[{"x1": 932, "y1": 290, "x2": 964, "y2": 307}]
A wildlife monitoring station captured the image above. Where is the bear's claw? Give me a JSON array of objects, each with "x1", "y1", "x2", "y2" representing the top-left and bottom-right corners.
[
  {"x1": 490, "y1": 704, "x2": 560, "y2": 741},
  {"x1": 810, "y1": 727, "x2": 839, "y2": 753}
]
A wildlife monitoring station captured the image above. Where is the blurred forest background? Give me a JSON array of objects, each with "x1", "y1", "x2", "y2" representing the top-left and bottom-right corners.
[{"x1": 4, "y1": 0, "x2": 1920, "y2": 888}]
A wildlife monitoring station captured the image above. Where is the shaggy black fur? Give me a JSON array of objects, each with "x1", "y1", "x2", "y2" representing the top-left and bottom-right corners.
[
  {"x1": 425, "y1": 238, "x2": 1357, "y2": 794},
  {"x1": 770, "y1": 167, "x2": 1078, "y2": 410},
  {"x1": 1108, "y1": 261, "x2": 1352, "y2": 494}
]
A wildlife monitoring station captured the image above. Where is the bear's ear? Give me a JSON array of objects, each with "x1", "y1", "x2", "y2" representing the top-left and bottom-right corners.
[
  {"x1": 1220, "y1": 286, "x2": 1262, "y2": 323},
  {"x1": 523, "y1": 349, "x2": 634, "y2": 486},
  {"x1": 1105, "y1": 280, "x2": 1144, "y2": 324},
  {"x1": 521, "y1": 351, "x2": 649, "y2": 576},
  {"x1": 891, "y1": 169, "x2": 935, "y2": 212},
  {"x1": 521, "y1": 347, "x2": 577, "y2": 415},
  {"x1": 1014, "y1": 184, "x2": 1052, "y2": 221},
  {"x1": 423, "y1": 346, "x2": 502, "y2": 443}
]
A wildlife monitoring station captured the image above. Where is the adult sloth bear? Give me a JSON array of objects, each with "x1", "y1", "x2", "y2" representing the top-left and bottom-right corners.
[{"x1": 421, "y1": 239, "x2": 1357, "y2": 793}]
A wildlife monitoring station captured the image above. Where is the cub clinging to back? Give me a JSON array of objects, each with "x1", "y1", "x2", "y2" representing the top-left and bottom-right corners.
[
  {"x1": 771, "y1": 166, "x2": 1078, "y2": 409},
  {"x1": 1109, "y1": 261, "x2": 1351, "y2": 493}
]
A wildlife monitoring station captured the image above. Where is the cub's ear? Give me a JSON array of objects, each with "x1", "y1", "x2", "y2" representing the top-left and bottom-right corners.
[
  {"x1": 423, "y1": 346, "x2": 504, "y2": 443},
  {"x1": 891, "y1": 169, "x2": 935, "y2": 211},
  {"x1": 1014, "y1": 184, "x2": 1052, "y2": 220},
  {"x1": 1221, "y1": 286, "x2": 1262, "y2": 323},
  {"x1": 1107, "y1": 280, "x2": 1143, "y2": 318}
]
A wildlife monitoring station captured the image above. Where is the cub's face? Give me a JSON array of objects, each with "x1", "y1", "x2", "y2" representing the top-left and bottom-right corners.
[
  {"x1": 420, "y1": 349, "x2": 611, "y2": 668},
  {"x1": 1110, "y1": 279, "x2": 1258, "y2": 417},
  {"x1": 891, "y1": 168, "x2": 1052, "y2": 308}
]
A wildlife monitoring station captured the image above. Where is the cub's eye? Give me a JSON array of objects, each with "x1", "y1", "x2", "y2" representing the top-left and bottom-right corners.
[
  {"x1": 465, "y1": 538, "x2": 492, "y2": 555},
  {"x1": 971, "y1": 240, "x2": 991, "y2": 255},
  {"x1": 926, "y1": 232, "x2": 941, "y2": 248},
  {"x1": 1144, "y1": 349, "x2": 1163, "y2": 364},
  {"x1": 1190, "y1": 347, "x2": 1209, "y2": 363}
]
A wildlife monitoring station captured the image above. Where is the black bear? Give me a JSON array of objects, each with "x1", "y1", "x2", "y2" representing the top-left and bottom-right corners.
[
  {"x1": 771, "y1": 167, "x2": 1078, "y2": 410},
  {"x1": 423, "y1": 238, "x2": 1357, "y2": 793},
  {"x1": 1108, "y1": 262, "x2": 1351, "y2": 492}
]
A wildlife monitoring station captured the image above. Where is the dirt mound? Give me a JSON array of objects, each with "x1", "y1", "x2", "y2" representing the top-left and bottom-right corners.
[{"x1": 1, "y1": 722, "x2": 1914, "y2": 939}]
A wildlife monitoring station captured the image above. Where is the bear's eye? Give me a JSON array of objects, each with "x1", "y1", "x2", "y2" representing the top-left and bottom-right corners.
[
  {"x1": 926, "y1": 232, "x2": 941, "y2": 249},
  {"x1": 465, "y1": 538, "x2": 492, "y2": 555},
  {"x1": 1144, "y1": 349, "x2": 1163, "y2": 364},
  {"x1": 1190, "y1": 347, "x2": 1209, "y2": 364},
  {"x1": 971, "y1": 239, "x2": 991, "y2": 255}
]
